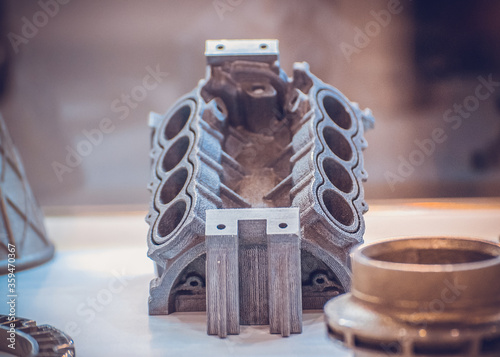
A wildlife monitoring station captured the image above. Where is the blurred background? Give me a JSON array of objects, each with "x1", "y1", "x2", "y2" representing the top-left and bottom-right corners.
[{"x1": 0, "y1": 0, "x2": 499, "y2": 209}]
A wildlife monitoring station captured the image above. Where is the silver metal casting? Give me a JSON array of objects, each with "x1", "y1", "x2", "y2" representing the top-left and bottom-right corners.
[
  {"x1": 146, "y1": 39, "x2": 374, "y2": 335},
  {"x1": 205, "y1": 207, "x2": 302, "y2": 337}
]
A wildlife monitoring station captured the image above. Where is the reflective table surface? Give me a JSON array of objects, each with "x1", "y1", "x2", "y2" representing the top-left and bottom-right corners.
[{"x1": 1, "y1": 199, "x2": 499, "y2": 356}]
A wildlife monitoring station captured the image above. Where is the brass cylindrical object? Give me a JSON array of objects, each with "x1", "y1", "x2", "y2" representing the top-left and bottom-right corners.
[{"x1": 325, "y1": 237, "x2": 500, "y2": 356}]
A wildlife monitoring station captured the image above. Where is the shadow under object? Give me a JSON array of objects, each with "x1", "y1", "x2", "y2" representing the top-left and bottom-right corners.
[
  {"x1": 0, "y1": 114, "x2": 53, "y2": 274},
  {"x1": 325, "y1": 237, "x2": 500, "y2": 356},
  {"x1": 0, "y1": 315, "x2": 75, "y2": 356},
  {"x1": 146, "y1": 39, "x2": 374, "y2": 336}
]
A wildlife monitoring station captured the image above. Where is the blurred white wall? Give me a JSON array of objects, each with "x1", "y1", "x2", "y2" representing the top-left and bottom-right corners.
[{"x1": 1, "y1": 0, "x2": 499, "y2": 207}]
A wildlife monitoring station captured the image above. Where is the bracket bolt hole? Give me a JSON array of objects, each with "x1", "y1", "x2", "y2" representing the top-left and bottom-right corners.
[
  {"x1": 251, "y1": 84, "x2": 266, "y2": 95},
  {"x1": 217, "y1": 224, "x2": 226, "y2": 230},
  {"x1": 315, "y1": 278, "x2": 325, "y2": 284}
]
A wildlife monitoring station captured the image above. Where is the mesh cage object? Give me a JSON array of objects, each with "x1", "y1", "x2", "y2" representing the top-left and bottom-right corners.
[{"x1": 0, "y1": 114, "x2": 53, "y2": 274}]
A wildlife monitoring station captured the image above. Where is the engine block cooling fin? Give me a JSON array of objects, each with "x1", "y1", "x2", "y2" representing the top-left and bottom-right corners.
[{"x1": 146, "y1": 39, "x2": 374, "y2": 335}]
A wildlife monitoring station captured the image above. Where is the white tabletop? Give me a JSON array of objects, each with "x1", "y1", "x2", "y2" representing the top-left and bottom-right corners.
[{"x1": 1, "y1": 199, "x2": 500, "y2": 356}]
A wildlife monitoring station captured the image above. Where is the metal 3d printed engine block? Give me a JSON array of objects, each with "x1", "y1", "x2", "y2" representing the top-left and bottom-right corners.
[{"x1": 146, "y1": 39, "x2": 374, "y2": 336}]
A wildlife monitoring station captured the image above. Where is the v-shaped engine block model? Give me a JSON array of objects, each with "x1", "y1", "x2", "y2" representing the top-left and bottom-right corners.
[{"x1": 146, "y1": 39, "x2": 374, "y2": 337}]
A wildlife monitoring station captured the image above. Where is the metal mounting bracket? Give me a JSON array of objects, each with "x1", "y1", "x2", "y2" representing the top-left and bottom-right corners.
[{"x1": 205, "y1": 207, "x2": 302, "y2": 337}]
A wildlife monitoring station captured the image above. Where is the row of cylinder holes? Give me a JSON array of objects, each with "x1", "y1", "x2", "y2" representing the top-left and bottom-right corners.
[
  {"x1": 157, "y1": 105, "x2": 192, "y2": 238},
  {"x1": 320, "y1": 95, "x2": 356, "y2": 227}
]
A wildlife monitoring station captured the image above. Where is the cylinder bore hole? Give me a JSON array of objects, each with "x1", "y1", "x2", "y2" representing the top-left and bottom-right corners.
[
  {"x1": 217, "y1": 224, "x2": 226, "y2": 230},
  {"x1": 162, "y1": 136, "x2": 190, "y2": 172},
  {"x1": 159, "y1": 168, "x2": 188, "y2": 205},
  {"x1": 323, "y1": 126, "x2": 353, "y2": 161},
  {"x1": 323, "y1": 158, "x2": 353, "y2": 193},
  {"x1": 190, "y1": 280, "x2": 199, "y2": 287},
  {"x1": 165, "y1": 105, "x2": 191, "y2": 140},
  {"x1": 279, "y1": 222, "x2": 288, "y2": 229},
  {"x1": 322, "y1": 189, "x2": 354, "y2": 226},
  {"x1": 312, "y1": 272, "x2": 329, "y2": 286},
  {"x1": 323, "y1": 96, "x2": 352, "y2": 130},
  {"x1": 158, "y1": 200, "x2": 187, "y2": 238}
]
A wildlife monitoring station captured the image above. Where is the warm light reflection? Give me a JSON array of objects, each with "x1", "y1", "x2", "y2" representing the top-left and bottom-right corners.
[{"x1": 406, "y1": 201, "x2": 500, "y2": 210}]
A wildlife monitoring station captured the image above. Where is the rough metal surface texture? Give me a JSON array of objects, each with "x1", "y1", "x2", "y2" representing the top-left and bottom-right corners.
[
  {"x1": 205, "y1": 207, "x2": 302, "y2": 337},
  {"x1": 0, "y1": 115, "x2": 53, "y2": 274},
  {"x1": 325, "y1": 237, "x2": 500, "y2": 357},
  {"x1": 147, "y1": 39, "x2": 374, "y2": 326},
  {"x1": 0, "y1": 315, "x2": 75, "y2": 356}
]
